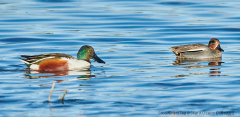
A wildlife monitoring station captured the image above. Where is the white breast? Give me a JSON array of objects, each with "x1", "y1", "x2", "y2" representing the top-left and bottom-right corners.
[
  {"x1": 30, "y1": 64, "x2": 39, "y2": 70},
  {"x1": 62, "y1": 58, "x2": 91, "y2": 70}
]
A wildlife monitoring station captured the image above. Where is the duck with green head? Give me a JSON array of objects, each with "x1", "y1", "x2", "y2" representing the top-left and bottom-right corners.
[{"x1": 19, "y1": 45, "x2": 105, "y2": 71}]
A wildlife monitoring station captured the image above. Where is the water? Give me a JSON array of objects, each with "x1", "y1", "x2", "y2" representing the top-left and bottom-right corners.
[{"x1": 0, "y1": 0, "x2": 240, "y2": 116}]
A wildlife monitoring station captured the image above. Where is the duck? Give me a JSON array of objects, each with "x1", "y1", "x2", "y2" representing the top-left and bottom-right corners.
[
  {"x1": 19, "y1": 45, "x2": 105, "y2": 71},
  {"x1": 170, "y1": 38, "x2": 224, "y2": 58}
]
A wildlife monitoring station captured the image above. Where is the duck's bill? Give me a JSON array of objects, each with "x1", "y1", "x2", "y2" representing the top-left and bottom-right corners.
[
  {"x1": 217, "y1": 45, "x2": 224, "y2": 52},
  {"x1": 92, "y1": 54, "x2": 105, "y2": 64}
]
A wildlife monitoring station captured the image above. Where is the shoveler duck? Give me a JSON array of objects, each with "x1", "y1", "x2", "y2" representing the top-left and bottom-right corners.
[
  {"x1": 170, "y1": 38, "x2": 224, "y2": 58},
  {"x1": 19, "y1": 45, "x2": 105, "y2": 71}
]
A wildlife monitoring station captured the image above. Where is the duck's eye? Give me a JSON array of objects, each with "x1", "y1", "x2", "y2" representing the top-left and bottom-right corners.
[
  {"x1": 210, "y1": 41, "x2": 215, "y2": 44},
  {"x1": 87, "y1": 50, "x2": 90, "y2": 52}
]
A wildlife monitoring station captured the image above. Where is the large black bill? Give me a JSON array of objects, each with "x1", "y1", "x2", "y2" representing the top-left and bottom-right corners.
[
  {"x1": 92, "y1": 54, "x2": 105, "y2": 64},
  {"x1": 217, "y1": 45, "x2": 224, "y2": 52}
]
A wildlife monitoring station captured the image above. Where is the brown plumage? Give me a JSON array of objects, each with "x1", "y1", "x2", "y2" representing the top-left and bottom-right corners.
[{"x1": 170, "y1": 38, "x2": 224, "y2": 58}]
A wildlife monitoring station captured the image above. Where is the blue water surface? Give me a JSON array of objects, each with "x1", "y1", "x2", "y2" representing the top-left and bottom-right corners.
[{"x1": 0, "y1": 0, "x2": 240, "y2": 116}]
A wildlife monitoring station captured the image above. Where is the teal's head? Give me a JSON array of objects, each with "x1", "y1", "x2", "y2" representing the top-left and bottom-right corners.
[{"x1": 77, "y1": 45, "x2": 105, "y2": 64}]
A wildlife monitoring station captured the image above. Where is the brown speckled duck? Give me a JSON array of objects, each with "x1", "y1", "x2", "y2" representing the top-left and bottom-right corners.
[{"x1": 170, "y1": 38, "x2": 224, "y2": 58}]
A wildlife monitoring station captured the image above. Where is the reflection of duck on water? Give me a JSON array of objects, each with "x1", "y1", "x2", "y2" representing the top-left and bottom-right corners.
[
  {"x1": 24, "y1": 70, "x2": 92, "y2": 79},
  {"x1": 173, "y1": 57, "x2": 223, "y2": 68},
  {"x1": 172, "y1": 57, "x2": 224, "y2": 77}
]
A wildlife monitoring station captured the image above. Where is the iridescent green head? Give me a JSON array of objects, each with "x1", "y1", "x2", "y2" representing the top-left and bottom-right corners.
[{"x1": 77, "y1": 45, "x2": 105, "y2": 64}]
